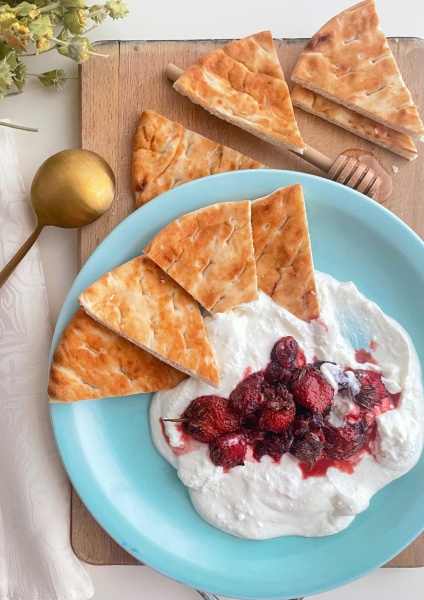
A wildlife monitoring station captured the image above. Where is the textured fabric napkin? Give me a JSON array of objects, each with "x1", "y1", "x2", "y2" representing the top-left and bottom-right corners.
[{"x1": 0, "y1": 123, "x2": 94, "y2": 600}]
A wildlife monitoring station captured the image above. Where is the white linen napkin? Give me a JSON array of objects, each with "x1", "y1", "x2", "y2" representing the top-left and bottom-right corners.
[{"x1": 0, "y1": 123, "x2": 94, "y2": 600}]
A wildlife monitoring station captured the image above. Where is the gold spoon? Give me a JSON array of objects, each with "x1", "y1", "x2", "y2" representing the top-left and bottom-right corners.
[{"x1": 0, "y1": 148, "x2": 115, "y2": 288}]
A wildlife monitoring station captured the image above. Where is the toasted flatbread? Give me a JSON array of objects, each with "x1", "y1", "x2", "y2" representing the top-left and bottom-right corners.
[
  {"x1": 291, "y1": 0, "x2": 424, "y2": 140},
  {"x1": 132, "y1": 110, "x2": 264, "y2": 209},
  {"x1": 291, "y1": 84, "x2": 417, "y2": 161},
  {"x1": 251, "y1": 185, "x2": 319, "y2": 322},
  {"x1": 48, "y1": 308, "x2": 187, "y2": 402},
  {"x1": 173, "y1": 31, "x2": 305, "y2": 153},
  {"x1": 144, "y1": 201, "x2": 258, "y2": 313},
  {"x1": 78, "y1": 256, "x2": 220, "y2": 387}
]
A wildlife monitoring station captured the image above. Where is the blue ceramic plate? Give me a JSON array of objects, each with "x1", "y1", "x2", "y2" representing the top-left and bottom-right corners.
[{"x1": 50, "y1": 170, "x2": 424, "y2": 600}]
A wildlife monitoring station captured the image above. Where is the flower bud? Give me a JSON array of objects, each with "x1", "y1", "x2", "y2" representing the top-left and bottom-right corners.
[
  {"x1": 106, "y1": 1, "x2": 129, "y2": 19},
  {"x1": 88, "y1": 4, "x2": 108, "y2": 24},
  {"x1": 64, "y1": 9, "x2": 87, "y2": 34},
  {"x1": 66, "y1": 36, "x2": 93, "y2": 63}
]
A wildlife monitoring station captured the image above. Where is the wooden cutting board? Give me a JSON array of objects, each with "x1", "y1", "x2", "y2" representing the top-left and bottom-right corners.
[{"x1": 74, "y1": 38, "x2": 424, "y2": 567}]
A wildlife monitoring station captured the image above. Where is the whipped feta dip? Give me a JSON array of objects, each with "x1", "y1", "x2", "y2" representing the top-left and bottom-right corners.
[{"x1": 150, "y1": 271, "x2": 424, "y2": 539}]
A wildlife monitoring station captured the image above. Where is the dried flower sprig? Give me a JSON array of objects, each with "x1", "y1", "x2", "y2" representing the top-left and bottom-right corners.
[{"x1": 0, "y1": 0, "x2": 128, "y2": 131}]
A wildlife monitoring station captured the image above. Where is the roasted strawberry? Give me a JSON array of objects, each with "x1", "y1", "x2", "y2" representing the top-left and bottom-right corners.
[
  {"x1": 263, "y1": 361, "x2": 284, "y2": 384},
  {"x1": 351, "y1": 369, "x2": 388, "y2": 409},
  {"x1": 291, "y1": 430, "x2": 325, "y2": 467},
  {"x1": 292, "y1": 367, "x2": 334, "y2": 414},
  {"x1": 209, "y1": 432, "x2": 247, "y2": 468},
  {"x1": 271, "y1": 336, "x2": 302, "y2": 381},
  {"x1": 253, "y1": 430, "x2": 294, "y2": 461},
  {"x1": 181, "y1": 396, "x2": 241, "y2": 443},
  {"x1": 271, "y1": 336, "x2": 298, "y2": 368},
  {"x1": 258, "y1": 387, "x2": 296, "y2": 433},
  {"x1": 239, "y1": 413, "x2": 264, "y2": 445},
  {"x1": 241, "y1": 412, "x2": 260, "y2": 430},
  {"x1": 229, "y1": 371, "x2": 265, "y2": 415},
  {"x1": 323, "y1": 419, "x2": 368, "y2": 460},
  {"x1": 292, "y1": 410, "x2": 323, "y2": 438}
]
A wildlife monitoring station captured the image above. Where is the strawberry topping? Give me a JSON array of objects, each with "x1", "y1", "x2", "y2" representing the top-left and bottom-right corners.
[
  {"x1": 351, "y1": 369, "x2": 388, "y2": 409},
  {"x1": 181, "y1": 396, "x2": 241, "y2": 443},
  {"x1": 209, "y1": 432, "x2": 247, "y2": 468},
  {"x1": 292, "y1": 430, "x2": 325, "y2": 468},
  {"x1": 173, "y1": 337, "x2": 394, "y2": 472},
  {"x1": 257, "y1": 387, "x2": 296, "y2": 433},
  {"x1": 253, "y1": 430, "x2": 294, "y2": 461},
  {"x1": 323, "y1": 419, "x2": 368, "y2": 460},
  {"x1": 292, "y1": 367, "x2": 334, "y2": 414},
  {"x1": 229, "y1": 371, "x2": 265, "y2": 415}
]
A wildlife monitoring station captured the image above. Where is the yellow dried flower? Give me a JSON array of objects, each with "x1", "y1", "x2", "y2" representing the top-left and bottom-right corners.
[
  {"x1": 28, "y1": 8, "x2": 40, "y2": 20},
  {"x1": 36, "y1": 37, "x2": 51, "y2": 53},
  {"x1": 0, "y1": 12, "x2": 15, "y2": 23},
  {"x1": 77, "y1": 9, "x2": 87, "y2": 27},
  {"x1": 11, "y1": 22, "x2": 30, "y2": 36}
]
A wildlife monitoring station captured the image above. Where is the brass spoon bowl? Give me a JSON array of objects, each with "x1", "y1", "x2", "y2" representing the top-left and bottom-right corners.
[{"x1": 0, "y1": 149, "x2": 115, "y2": 288}]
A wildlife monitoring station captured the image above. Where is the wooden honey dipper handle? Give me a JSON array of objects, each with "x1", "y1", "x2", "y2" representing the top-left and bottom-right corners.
[{"x1": 165, "y1": 63, "x2": 184, "y2": 83}]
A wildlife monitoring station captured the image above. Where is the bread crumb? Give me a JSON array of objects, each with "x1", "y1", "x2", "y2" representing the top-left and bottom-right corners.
[
  {"x1": 392, "y1": 165, "x2": 399, "y2": 173},
  {"x1": 395, "y1": 38, "x2": 399, "y2": 43}
]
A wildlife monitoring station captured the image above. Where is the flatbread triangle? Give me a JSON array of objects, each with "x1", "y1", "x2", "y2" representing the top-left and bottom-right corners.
[
  {"x1": 78, "y1": 256, "x2": 220, "y2": 387},
  {"x1": 173, "y1": 31, "x2": 306, "y2": 153},
  {"x1": 250, "y1": 184, "x2": 319, "y2": 322},
  {"x1": 144, "y1": 201, "x2": 258, "y2": 314},
  {"x1": 291, "y1": 84, "x2": 417, "y2": 161},
  {"x1": 48, "y1": 308, "x2": 188, "y2": 402},
  {"x1": 291, "y1": 0, "x2": 424, "y2": 141},
  {"x1": 132, "y1": 110, "x2": 264, "y2": 209}
]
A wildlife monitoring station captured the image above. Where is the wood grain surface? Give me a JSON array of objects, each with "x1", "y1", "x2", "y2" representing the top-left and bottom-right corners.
[{"x1": 75, "y1": 38, "x2": 424, "y2": 567}]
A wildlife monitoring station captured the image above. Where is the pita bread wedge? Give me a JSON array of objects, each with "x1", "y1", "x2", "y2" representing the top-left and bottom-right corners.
[
  {"x1": 78, "y1": 256, "x2": 220, "y2": 387},
  {"x1": 48, "y1": 308, "x2": 187, "y2": 402},
  {"x1": 291, "y1": 0, "x2": 424, "y2": 141},
  {"x1": 173, "y1": 31, "x2": 305, "y2": 153},
  {"x1": 144, "y1": 201, "x2": 258, "y2": 313},
  {"x1": 291, "y1": 84, "x2": 417, "y2": 161},
  {"x1": 132, "y1": 110, "x2": 264, "y2": 209},
  {"x1": 251, "y1": 184, "x2": 319, "y2": 322}
]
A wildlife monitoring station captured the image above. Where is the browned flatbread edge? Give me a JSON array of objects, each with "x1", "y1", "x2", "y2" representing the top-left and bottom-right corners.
[
  {"x1": 78, "y1": 256, "x2": 220, "y2": 388},
  {"x1": 48, "y1": 308, "x2": 188, "y2": 402},
  {"x1": 291, "y1": 85, "x2": 417, "y2": 161},
  {"x1": 291, "y1": 0, "x2": 424, "y2": 141},
  {"x1": 173, "y1": 31, "x2": 306, "y2": 153},
  {"x1": 251, "y1": 184, "x2": 320, "y2": 322},
  {"x1": 131, "y1": 109, "x2": 265, "y2": 208}
]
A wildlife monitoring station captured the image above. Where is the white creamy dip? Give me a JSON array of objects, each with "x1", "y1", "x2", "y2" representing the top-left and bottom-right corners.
[{"x1": 150, "y1": 272, "x2": 424, "y2": 539}]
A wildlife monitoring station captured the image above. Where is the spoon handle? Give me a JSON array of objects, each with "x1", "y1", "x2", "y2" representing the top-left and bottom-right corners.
[{"x1": 0, "y1": 223, "x2": 44, "y2": 288}]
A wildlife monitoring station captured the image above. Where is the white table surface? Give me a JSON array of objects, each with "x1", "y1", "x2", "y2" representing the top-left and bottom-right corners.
[{"x1": 4, "y1": 0, "x2": 424, "y2": 598}]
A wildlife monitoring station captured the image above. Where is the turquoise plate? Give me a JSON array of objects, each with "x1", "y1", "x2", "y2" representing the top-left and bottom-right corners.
[{"x1": 50, "y1": 170, "x2": 424, "y2": 600}]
